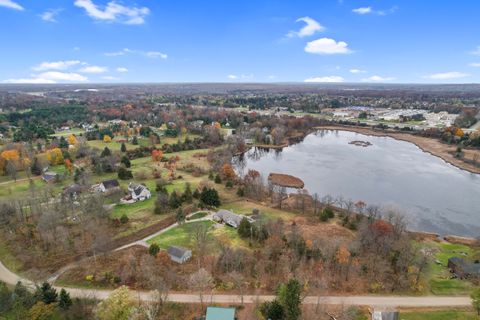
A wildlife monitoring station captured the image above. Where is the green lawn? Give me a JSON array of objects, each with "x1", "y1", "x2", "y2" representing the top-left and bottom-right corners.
[
  {"x1": 187, "y1": 211, "x2": 209, "y2": 220},
  {"x1": 50, "y1": 128, "x2": 85, "y2": 137},
  {"x1": 220, "y1": 200, "x2": 296, "y2": 221},
  {"x1": 147, "y1": 220, "x2": 215, "y2": 249},
  {"x1": 400, "y1": 310, "x2": 478, "y2": 320},
  {"x1": 425, "y1": 242, "x2": 478, "y2": 295},
  {"x1": 0, "y1": 241, "x2": 23, "y2": 273}
]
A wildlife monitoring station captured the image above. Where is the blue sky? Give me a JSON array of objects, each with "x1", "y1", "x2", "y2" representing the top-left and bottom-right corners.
[{"x1": 1, "y1": 0, "x2": 480, "y2": 84}]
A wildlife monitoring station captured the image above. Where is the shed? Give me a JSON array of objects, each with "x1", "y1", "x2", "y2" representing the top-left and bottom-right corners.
[
  {"x1": 205, "y1": 307, "x2": 235, "y2": 320},
  {"x1": 372, "y1": 311, "x2": 399, "y2": 320},
  {"x1": 42, "y1": 171, "x2": 58, "y2": 183},
  {"x1": 167, "y1": 246, "x2": 192, "y2": 264}
]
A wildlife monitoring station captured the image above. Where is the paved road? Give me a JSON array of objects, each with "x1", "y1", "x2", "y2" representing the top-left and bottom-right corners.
[{"x1": 0, "y1": 260, "x2": 471, "y2": 307}]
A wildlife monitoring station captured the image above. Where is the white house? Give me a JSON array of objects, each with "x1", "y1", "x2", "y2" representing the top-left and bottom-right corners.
[
  {"x1": 91, "y1": 179, "x2": 120, "y2": 193},
  {"x1": 127, "y1": 183, "x2": 151, "y2": 202}
]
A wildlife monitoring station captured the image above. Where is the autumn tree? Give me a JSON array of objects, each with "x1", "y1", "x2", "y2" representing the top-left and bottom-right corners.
[
  {"x1": 103, "y1": 135, "x2": 112, "y2": 143},
  {"x1": 95, "y1": 286, "x2": 136, "y2": 320},
  {"x1": 220, "y1": 163, "x2": 236, "y2": 181},
  {"x1": 67, "y1": 134, "x2": 77, "y2": 145},
  {"x1": 46, "y1": 148, "x2": 64, "y2": 165},
  {"x1": 152, "y1": 149, "x2": 163, "y2": 162}
]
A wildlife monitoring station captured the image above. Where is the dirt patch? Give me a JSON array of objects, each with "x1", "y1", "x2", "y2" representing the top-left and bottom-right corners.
[
  {"x1": 268, "y1": 173, "x2": 305, "y2": 188},
  {"x1": 294, "y1": 217, "x2": 355, "y2": 243}
]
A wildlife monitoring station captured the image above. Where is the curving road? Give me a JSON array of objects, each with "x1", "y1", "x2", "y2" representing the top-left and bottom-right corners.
[{"x1": 0, "y1": 259, "x2": 471, "y2": 307}]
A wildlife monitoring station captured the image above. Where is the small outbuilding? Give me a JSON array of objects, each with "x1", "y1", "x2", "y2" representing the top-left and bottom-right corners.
[
  {"x1": 167, "y1": 246, "x2": 192, "y2": 264},
  {"x1": 92, "y1": 179, "x2": 120, "y2": 193},
  {"x1": 205, "y1": 307, "x2": 236, "y2": 320},
  {"x1": 372, "y1": 310, "x2": 399, "y2": 320},
  {"x1": 448, "y1": 257, "x2": 480, "y2": 279},
  {"x1": 42, "y1": 171, "x2": 59, "y2": 183}
]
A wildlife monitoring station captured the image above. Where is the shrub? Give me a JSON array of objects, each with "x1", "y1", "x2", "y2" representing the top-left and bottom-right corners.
[
  {"x1": 214, "y1": 174, "x2": 222, "y2": 184},
  {"x1": 118, "y1": 167, "x2": 133, "y2": 180},
  {"x1": 120, "y1": 214, "x2": 129, "y2": 224},
  {"x1": 149, "y1": 243, "x2": 160, "y2": 257},
  {"x1": 225, "y1": 180, "x2": 234, "y2": 188}
]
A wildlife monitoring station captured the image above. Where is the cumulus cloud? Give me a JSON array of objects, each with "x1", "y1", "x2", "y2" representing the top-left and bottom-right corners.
[
  {"x1": 4, "y1": 71, "x2": 88, "y2": 84},
  {"x1": 227, "y1": 75, "x2": 238, "y2": 79},
  {"x1": 78, "y1": 65, "x2": 108, "y2": 73},
  {"x1": 33, "y1": 60, "x2": 82, "y2": 71},
  {"x1": 423, "y1": 72, "x2": 468, "y2": 80},
  {"x1": 116, "y1": 67, "x2": 128, "y2": 72},
  {"x1": 353, "y1": 6, "x2": 398, "y2": 15},
  {"x1": 0, "y1": 0, "x2": 23, "y2": 11},
  {"x1": 349, "y1": 68, "x2": 366, "y2": 74},
  {"x1": 4, "y1": 78, "x2": 56, "y2": 84},
  {"x1": 74, "y1": 0, "x2": 150, "y2": 25},
  {"x1": 287, "y1": 17, "x2": 325, "y2": 38},
  {"x1": 361, "y1": 75, "x2": 395, "y2": 82},
  {"x1": 40, "y1": 8, "x2": 62, "y2": 22},
  {"x1": 304, "y1": 76, "x2": 344, "y2": 83},
  {"x1": 305, "y1": 38, "x2": 351, "y2": 55}
]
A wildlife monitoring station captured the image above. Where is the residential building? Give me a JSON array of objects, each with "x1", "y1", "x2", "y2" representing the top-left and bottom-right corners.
[
  {"x1": 167, "y1": 246, "x2": 192, "y2": 264},
  {"x1": 212, "y1": 209, "x2": 253, "y2": 228},
  {"x1": 127, "y1": 183, "x2": 151, "y2": 202},
  {"x1": 448, "y1": 257, "x2": 480, "y2": 279},
  {"x1": 372, "y1": 310, "x2": 399, "y2": 320},
  {"x1": 92, "y1": 179, "x2": 120, "y2": 193},
  {"x1": 42, "y1": 171, "x2": 58, "y2": 183}
]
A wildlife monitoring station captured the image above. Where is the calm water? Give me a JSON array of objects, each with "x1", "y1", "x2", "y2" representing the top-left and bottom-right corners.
[{"x1": 236, "y1": 130, "x2": 480, "y2": 237}]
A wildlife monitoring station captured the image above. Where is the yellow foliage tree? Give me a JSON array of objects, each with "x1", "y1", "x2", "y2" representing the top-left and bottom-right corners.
[
  {"x1": 67, "y1": 134, "x2": 77, "y2": 145},
  {"x1": 1, "y1": 149, "x2": 20, "y2": 162},
  {"x1": 95, "y1": 286, "x2": 135, "y2": 320},
  {"x1": 103, "y1": 135, "x2": 112, "y2": 143},
  {"x1": 455, "y1": 128, "x2": 464, "y2": 137},
  {"x1": 213, "y1": 122, "x2": 221, "y2": 129},
  {"x1": 47, "y1": 148, "x2": 64, "y2": 165}
]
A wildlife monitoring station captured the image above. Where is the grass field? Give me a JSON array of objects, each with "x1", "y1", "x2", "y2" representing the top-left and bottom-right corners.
[
  {"x1": 425, "y1": 241, "x2": 478, "y2": 295},
  {"x1": 400, "y1": 310, "x2": 478, "y2": 320},
  {"x1": 50, "y1": 128, "x2": 85, "y2": 137},
  {"x1": 147, "y1": 220, "x2": 215, "y2": 249},
  {"x1": 220, "y1": 200, "x2": 296, "y2": 221}
]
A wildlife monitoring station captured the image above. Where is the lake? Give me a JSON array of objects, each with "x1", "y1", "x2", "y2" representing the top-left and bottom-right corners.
[{"x1": 235, "y1": 130, "x2": 480, "y2": 237}]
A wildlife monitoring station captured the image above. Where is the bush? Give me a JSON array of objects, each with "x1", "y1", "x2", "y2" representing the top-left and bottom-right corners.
[
  {"x1": 214, "y1": 174, "x2": 222, "y2": 184},
  {"x1": 149, "y1": 243, "x2": 160, "y2": 257},
  {"x1": 225, "y1": 180, "x2": 234, "y2": 188},
  {"x1": 120, "y1": 156, "x2": 131, "y2": 168},
  {"x1": 200, "y1": 187, "x2": 220, "y2": 207},
  {"x1": 118, "y1": 167, "x2": 133, "y2": 180},
  {"x1": 120, "y1": 214, "x2": 129, "y2": 224}
]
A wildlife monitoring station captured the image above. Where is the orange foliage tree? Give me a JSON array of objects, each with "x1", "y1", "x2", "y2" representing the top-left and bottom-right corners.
[
  {"x1": 64, "y1": 159, "x2": 73, "y2": 174},
  {"x1": 221, "y1": 163, "x2": 236, "y2": 181},
  {"x1": 152, "y1": 149, "x2": 164, "y2": 162}
]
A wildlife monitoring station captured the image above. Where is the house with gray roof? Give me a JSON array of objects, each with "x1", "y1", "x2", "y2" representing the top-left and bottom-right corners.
[
  {"x1": 127, "y1": 182, "x2": 151, "y2": 202},
  {"x1": 212, "y1": 209, "x2": 253, "y2": 228},
  {"x1": 167, "y1": 246, "x2": 192, "y2": 264}
]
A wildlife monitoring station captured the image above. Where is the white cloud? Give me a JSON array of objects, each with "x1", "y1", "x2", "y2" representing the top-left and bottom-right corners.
[
  {"x1": 146, "y1": 51, "x2": 168, "y2": 59},
  {"x1": 4, "y1": 78, "x2": 56, "y2": 84},
  {"x1": 116, "y1": 67, "x2": 128, "y2": 73},
  {"x1": 227, "y1": 74, "x2": 254, "y2": 80},
  {"x1": 0, "y1": 0, "x2": 24, "y2": 11},
  {"x1": 305, "y1": 37, "x2": 351, "y2": 55},
  {"x1": 287, "y1": 17, "x2": 325, "y2": 38},
  {"x1": 227, "y1": 75, "x2": 238, "y2": 79},
  {"x1": 470, "y1": 46, "x2": 480, "y2": 56},
  {"x1": 304, "y1": 76, "x2": 345, "y2": 83},
  {"x1": 361, "y1": 75, "x2": 395, "y2": 82},
  {"x1": 423, "y1": 72, "x2": 469, "y2": 80},
  {"x1": 353, "y1": 6, "x2": 398, "y2": 15},
  {"x1": 33, "y1": 60, "x2": 82, "y2": 71},
  {"x1": 37, "y1": 71, "x2": 88, "y2": 82},
  {"x1": 4, "y1": 71, "x2": 88, "y2": 84},
  {"x1": 350, "y1": 68, "x2": 366, "y2": 74},
  {"x1": 79, "y1": 65, "x2": 108, "y2": 73},
  {"x1": 74, "y1": 0, "x2": 150, "y2": 25},
  {"x1": 40, "y1": 8, "x2": 62, "y2": 22},
  {"x1": 352, "y1": 7, "x2": 372, "y2": 14},
  {"x1": 469, "y1": 63, "x2": 480, "y2": 67},
  {"x1": 105, "y1": 48, "x2": 167, "y2": 59}
]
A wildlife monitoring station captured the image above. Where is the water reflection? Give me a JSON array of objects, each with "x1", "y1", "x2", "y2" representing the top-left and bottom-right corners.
[{"x1": 235, "y1": 130, "x2": 480, "y2": 237}]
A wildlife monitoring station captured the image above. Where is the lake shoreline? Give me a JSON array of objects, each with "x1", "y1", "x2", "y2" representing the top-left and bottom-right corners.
[{"x1": 315, "y1": 125, "x2": 480, "y2": 175}]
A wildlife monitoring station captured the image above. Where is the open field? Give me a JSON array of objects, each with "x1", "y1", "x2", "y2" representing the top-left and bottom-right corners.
[
  {"x1": 425, "y1": 241, "x2": 479, "y2": 295},
  {"x1": 400, "y1": 310, "x2": 478, "y2": 320},
  {"x1": 50, "y1": 128, "x2": 85, "y2": 137},
  {"x1": 146, "y1": 220, "x2": 216, "y2": 249}
]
